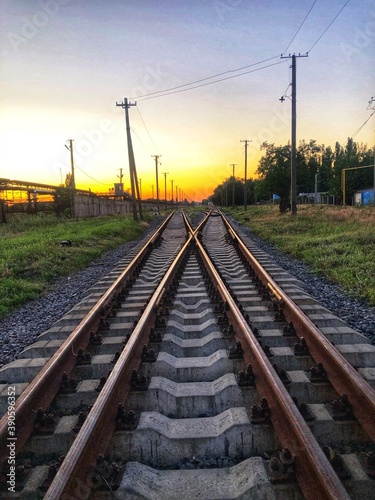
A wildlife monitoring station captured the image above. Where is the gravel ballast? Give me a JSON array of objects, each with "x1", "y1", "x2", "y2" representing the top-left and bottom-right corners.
[{"x1": 0, "y1": 214, "x2": 374, "y2": 368}]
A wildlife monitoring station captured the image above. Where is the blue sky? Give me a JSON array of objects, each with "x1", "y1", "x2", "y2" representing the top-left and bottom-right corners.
[{"x1": 1, "y1": 0, "x2": 374, "y2": 200}]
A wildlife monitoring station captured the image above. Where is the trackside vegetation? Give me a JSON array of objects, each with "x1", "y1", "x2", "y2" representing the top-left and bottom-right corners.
[
  {"x1": 227, "y1": 205, "x2": 375, "y2": 306},
  {"x1": 0, "y1": 214, "x2": 148, "y2": 319}
]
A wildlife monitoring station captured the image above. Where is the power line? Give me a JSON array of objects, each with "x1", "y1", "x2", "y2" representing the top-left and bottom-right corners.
[
  {"x1": 307, "y1": 0, "x2": 350, "y2": 53},
  {"x1": 136, "y1": 60, "x2": 288, "y2": 101},
  {"x1": 137, "y1": 106, "x2": 159, "y2": 151},
  {"x1": 283, "y1": 0, "x2": 317, "y2": 54},
  {"x1": 131, "y1": 128, "x2": 150, "y2": 152},
  {"x1": 352, "y1": 110, "x2": 375, "y2": 139},
  {"x1": 131, "y1": 55, "x2": 280, "y2": 101},
  {"x1": 73, "y1": 163, "x2": 111, "y2": 186}
]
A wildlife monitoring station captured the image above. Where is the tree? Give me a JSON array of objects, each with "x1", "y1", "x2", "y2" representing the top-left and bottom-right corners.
[
  {"x1": 209, "y1": 177, "x2": 256, "y2": 206},
  {"x1": 65, "y1": 173, "x2": 75, "y2": 188},
  {"x1": 209, "y1": 137, "x2": 372, "y2": 208},
  {"x1": 256, "y1": 142, "x2": 291, "y2": 211},
  {"x1": 332, "y1": 138, "x2": 373, "y2": 204}
]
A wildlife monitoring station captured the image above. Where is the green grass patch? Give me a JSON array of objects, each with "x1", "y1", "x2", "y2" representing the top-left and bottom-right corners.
[
  {"x1": 227, "y1": 205, "x2": 375, "y2": 306},
  {"x1": 0, "y1": 214, "x2": 149, "y2": 318}
]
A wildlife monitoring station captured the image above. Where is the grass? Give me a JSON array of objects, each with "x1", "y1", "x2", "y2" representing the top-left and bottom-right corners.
[
  {"x1": 0, "y1": 213, "x2": 149, "y2": 318},
  {"x1": 226, "y1": 205, "x2": 375, "y2": 306}
]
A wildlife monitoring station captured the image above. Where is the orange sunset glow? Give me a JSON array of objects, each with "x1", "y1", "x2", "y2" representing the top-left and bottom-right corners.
[{"x1": 1, "y1": 1, "x2": 374, "y2": 202}]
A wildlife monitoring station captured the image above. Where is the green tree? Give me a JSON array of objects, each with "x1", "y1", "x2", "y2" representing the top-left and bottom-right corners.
[
  {"x1": 333, "y1": 138, "x2": 373, "y2": 204},
  {"x1": 256, "y1": 142, "x2": 291, "y2": 211}
]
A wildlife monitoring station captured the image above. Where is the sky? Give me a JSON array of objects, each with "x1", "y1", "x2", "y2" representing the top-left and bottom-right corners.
[{"x1": 0, "y1": 0, "x2": 374, "y2": 201}]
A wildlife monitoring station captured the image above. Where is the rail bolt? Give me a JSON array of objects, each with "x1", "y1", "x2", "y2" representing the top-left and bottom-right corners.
[
  {"x1": 228, "y1": 341, "x2": 243, "y2": 359},
  {"x1": 308, "y1": 362, "x2": 327, "y2": 382}
]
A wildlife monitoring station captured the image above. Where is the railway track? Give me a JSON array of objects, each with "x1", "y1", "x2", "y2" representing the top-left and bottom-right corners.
[{"x1": 0, "y1": 209, "x2": 374, "y2": 499}]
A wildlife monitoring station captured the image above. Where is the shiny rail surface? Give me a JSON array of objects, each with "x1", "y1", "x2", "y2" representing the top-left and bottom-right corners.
[{"x1": 0, "y1": 209, "x2": 374, "y2": 499}]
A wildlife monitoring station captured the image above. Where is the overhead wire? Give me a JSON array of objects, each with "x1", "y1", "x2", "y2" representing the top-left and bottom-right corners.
[
  {"x1": 73, "y1": 163, "x2": 112, "y2": 186},
  {"x1": 131, "y1": 128, "x2": 151, "y2": 152},
  {"x1": 129, "y1": 2, "x2": 350, "y2": 104},
  {"x1": 283, "y1": 0, "x2": 317, "y2": 54},
  {"x1": 126, "y1": 1, "x2": 352, "y2": 104},
  {"x1": 307, "y1": 0, "x2": 350, "y2": 53},
  {"x1": 352, "y1": 110, "x2": 375, "y2": 139},
  {"x1": 131, "y1": 55, "x2": 281, "y2": 101},
  {"x1": 136, "y1": 59, "x2": 288, "y2": 101},
  {"x1": 136, "y1": 106, "x2": 159, "y2": 151}
]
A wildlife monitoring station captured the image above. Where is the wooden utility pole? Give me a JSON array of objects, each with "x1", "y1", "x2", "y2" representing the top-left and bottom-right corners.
[
  {"x1": 280, "y1": 53, "x2": 308, "y2": 215},
  {"x1": 116, "y1": 98, "x2": 143, "y2": 220},
  {"x1": 240, "y1": 139, "x2": 251, "y2": 210}
]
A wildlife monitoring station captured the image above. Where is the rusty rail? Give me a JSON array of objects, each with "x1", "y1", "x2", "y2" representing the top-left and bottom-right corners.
[
  {"x1": 44, "y1": 232, "x2": 196, "y2": 498},
  {"x1": 0, "y1": 211, "x2": 175, "y2": 465},
  {"x1": 191, "y1": 216, "x2": 350, "y2": 499},
  {"x1": 221, "y1": 212, "x2": 375, "y2": 442}
]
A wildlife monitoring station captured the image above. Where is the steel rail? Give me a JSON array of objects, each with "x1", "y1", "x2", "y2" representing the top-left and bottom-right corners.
[
  {"x1": 44, "y1": 229, "x2": 198, "y2": 499},
  {"x1": 191, "y1": 214, "x2": 350, "y2": 500},
  {"x1": 0, "y1": 211, "x2": 175, "y2": 465},
  {"x1": 221, "y1": 212, "x2": 375, "y2": 442}
]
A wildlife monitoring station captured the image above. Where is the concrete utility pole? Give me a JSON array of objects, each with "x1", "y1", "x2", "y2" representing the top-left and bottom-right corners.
[
  {"x1": 65, "y1": 139, "x2": 76, "y2": 218},
  {"x1": 230, "y1": 163, "x2": 237, "y2": 207},
  {"x1": 175, "y1": 185, "x2": 178, "y2": 205},
  {"x1": 117, "y1": 168, "x2": 124, "y2": 185},
  {"x1": 116, "y1": 98, "x2": 142, "y2": 220},
  {"x1": 170, "y1": 179, "x2": 174, "y2": 205},
  {"x1": 66, "y1": 139, "x2": 76, "y2": 189},
  {"x1": 162, "y1": 172, "x2": 169, "y2": 210},
  {"x1": 280, "y1": 53, "x2": 308, "y2": 215},
  {"x1": 152, "y1": 155, "x2": 161, "y2": 213},
  {"x1": 240, "y1": 140, "x2": 251, "y2": 210},
  {"x1": 367, "y1": 97, "x2": 375, "y2": 201}
]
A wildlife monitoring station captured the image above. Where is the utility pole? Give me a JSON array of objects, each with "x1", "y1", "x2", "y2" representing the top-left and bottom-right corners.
[
  {"x1": 117, "y1": 168, "x2": 124, "y2": 197},
  {"x1": 240, "y1": 140, "x2": 251, "y2": 210},
  {"x1": 162, "y1": 172, "x2": 169, "y2": 210},
  {"x1": 151, "y1": 184, "x2": 154, "y2": 199},
  {"x1": 175, "y1": 185, "x2": 178, "y2": 205},
  {"x1": 367, "y1": 97, "x2": 375, "y2": 201},
  {"x1": 170, "y1": 179, "x2": 174, "y2": 205},
  {"x1": 65, "y1": 139, "x2": 76, "y2": 218},
  {"x1": 116, "y1": 98, "x2": 143, "y2": 220},
  {"x1": 280, "y1": 53, "x2": 308, "y2": 215},
  {"x1": 117, "y1": 168, "x2": 123, "y2": 185},
  {"x1": 230, "y1": 163, "x2": 237, "y2": 207},
  {"x1": 152, "y1": 155, "x2": 161, "y2": 213},
  {"x1": 139, "y1": 178, "x2": 142, "y2": 199}
]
